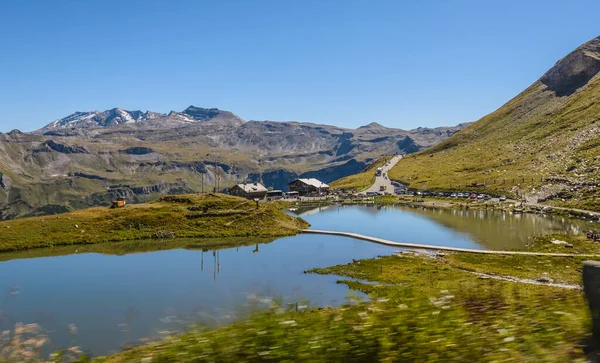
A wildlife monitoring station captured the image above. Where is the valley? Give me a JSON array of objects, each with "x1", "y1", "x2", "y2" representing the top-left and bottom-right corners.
[
  {"x1": 0, "y1": 107, "x2": 467, "y2": 220},
  {"x1": 3, "y1": 9, "x2": 600, "y2": 361}
]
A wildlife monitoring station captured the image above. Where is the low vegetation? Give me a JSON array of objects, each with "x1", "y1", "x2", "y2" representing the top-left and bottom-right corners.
[
  {"x1": 94, "y1": 234, "x2": 598, "y2": 362},
  {"x1": 0, "y1": 194, "x2": 308, "y2": 252},
  {"x1": 330, "y1": 155, "x2": 393, "y2": 191}
]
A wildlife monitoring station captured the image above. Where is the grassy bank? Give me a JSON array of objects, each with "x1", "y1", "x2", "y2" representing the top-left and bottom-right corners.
[
  {"x1": 94, "y1": 233, "x2": 596, "y2": 362},
  {"x1": 330, "y1": 155, "x2": 393, "y2": 191},
  {"x1": 0, "y1": 236, "x2": 277, "y2": 263},
  {"x1": 0, "y1": 193, "x2": 308, "y2": 252}
]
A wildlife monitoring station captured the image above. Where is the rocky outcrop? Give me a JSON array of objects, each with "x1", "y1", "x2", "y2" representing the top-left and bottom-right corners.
[
  {"x1": 44, "y1": 140, "x2": 88, "y2": 154},
  {"x1": 0, "y1": 173, "x2": 11, "y2": 190},
  {"x1": 122, "y1": 146, "x2": 156, "y2": 155},
  {"x1": 69, "y1": 172, "x2": 107, "y2": 181},
  {"x1": 182, "y1": 106, "x2": 221, "y2": 120},
  {"x1": 541, "y1": 36, "x2": 600, "y2": 96}
]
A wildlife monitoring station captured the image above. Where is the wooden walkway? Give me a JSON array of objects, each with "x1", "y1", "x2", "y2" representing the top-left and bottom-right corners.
[{"x1": 301, "y1": 230, "x2": 600, "y2": 257}]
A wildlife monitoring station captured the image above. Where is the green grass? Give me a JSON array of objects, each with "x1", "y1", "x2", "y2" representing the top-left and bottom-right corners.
[
  {"x1": 330, "y1": 156, "x2": 393, "y2": 191},
  {"x1": 95, "y1": 236, "x2": 595, "y2": 362},
  {"x1": 442, "y1": 234, "x2": 600, "y2": 286},
  {"x1": 0, "y1": 193, "x2": 308, "y2": 252}
]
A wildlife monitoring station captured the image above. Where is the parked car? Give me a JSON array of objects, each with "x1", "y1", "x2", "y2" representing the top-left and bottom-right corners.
[
  {"x1": 451, "y1": 193, "x2": 457, "y2": 198},
  {"x1": 477, "y1": 194, "x2": 485, "y2": 200},
  {"x1": 469, "y1": 194, "x2": 477, "y2": 199},
  {"x1": 499, "y1": 195, "x2": 507, "y2": 202}
]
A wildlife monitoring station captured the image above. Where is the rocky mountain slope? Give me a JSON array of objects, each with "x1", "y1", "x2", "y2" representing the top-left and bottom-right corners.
[
  {"x1": 389, "y1": 35, "x2": 600, "y2": 211},
  {"x1": 36, "y1": 106, "x2": 244, "y2": 133},
  {"x1": 0, "y1": 106, "x2": 467, "y2": 220}
]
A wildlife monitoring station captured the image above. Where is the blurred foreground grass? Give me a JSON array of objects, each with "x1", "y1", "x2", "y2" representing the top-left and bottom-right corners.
[{"x1": 91, "y1": 235, "x2": 597, "y2": 362}]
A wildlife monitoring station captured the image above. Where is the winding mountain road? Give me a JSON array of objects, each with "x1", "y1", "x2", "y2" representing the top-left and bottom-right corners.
[{"x1": 364, "y1": 155, "x2": 402, "y2": 193}]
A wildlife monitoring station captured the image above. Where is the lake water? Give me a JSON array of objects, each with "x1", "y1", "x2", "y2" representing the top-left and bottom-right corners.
[
  {"x1": 295, "y1": 204, "x2": 593, "y2": 250},
  {"x1": 0, "y1": 204, "x2": 593, "y2": 356}
]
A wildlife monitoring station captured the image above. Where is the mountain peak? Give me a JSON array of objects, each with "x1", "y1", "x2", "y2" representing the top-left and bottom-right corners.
[
  {"x1": 182, "y1": 106, "x2": 221, "y2": 120},
  {"x1": 35, "y1": 105, "x2": 245, "y2": 133},
  {"x1": 540, "y1": 35, "x2": 600, "y2": 96},
  {"x1": 358, "y1": 122, "x2": 385, "y2": 129}
]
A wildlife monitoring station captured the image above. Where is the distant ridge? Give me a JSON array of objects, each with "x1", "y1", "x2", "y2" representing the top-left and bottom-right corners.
[
  {"x1": 1, "y1": 103, "x2": 468, "y2": 220},
  {"x1": 36, "y1": 106, "x2": 245, "y2": 134}
]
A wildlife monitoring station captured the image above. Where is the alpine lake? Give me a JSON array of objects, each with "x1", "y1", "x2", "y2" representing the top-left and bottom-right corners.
[{"x1": 0, "y1": 204, "x2": 594, "y2": 356}]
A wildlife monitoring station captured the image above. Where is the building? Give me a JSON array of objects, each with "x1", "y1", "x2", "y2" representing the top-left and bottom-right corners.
[
  {"x1": 111, "y1": 197, "x2": 126, "y2": 208},
  {"x1": 288, "y1": 178, "x2": 330, "y2": 196},
  {"x1": 229, "y1": 182, "x2": 268, "y2": 199}
]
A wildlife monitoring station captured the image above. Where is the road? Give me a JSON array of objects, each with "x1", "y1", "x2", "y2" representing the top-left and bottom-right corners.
[{"x1": 364, "y1": 155, "x2": 402, "y2": 193}]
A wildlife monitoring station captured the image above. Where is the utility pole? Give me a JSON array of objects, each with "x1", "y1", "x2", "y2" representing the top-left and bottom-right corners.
[
  {"x1": 206, "y1": 153, "x2": 211, "y2": 192},
  {"x1": 214, "y1": 157, "x2": 218, "y2": 193}
]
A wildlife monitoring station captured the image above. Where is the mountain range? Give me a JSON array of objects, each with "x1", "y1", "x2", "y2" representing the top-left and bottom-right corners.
[
  {"x1": 0, "y1": 107, "x2": 468, "y2": 219},
  {"x1": 389, "y1": 35, "x2": 600, "y2": 212}
]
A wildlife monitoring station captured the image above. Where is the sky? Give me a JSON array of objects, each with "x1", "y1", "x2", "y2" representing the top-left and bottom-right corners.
[{"x1": 0, "y1": 0, "x2": 599, "y2": 132}]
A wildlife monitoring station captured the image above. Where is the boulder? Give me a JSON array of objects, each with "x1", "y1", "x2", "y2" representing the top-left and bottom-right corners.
[{"x1": 550, "y1": 238, "x2": 570, "y2": 246}]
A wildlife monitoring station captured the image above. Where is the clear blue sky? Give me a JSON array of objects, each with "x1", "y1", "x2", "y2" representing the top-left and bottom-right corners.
[{"x1": 1, "y1": 0, "x2": 599, "y2": 132}]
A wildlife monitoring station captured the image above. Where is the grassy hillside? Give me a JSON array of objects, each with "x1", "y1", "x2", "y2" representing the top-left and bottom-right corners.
[
  {"x1": 0, "y1": 193, "x2": 308, "y2": 252},
  {"x1": 330, "y1": 155, "x2": 393, "y2": 191},
  {"x1": 389, "y1": 36, "x2": 600, "y2": 211}
]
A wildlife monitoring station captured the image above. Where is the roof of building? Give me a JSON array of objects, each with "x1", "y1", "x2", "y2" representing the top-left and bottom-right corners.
[
  {"x1": 289, "y1": 178, "x2": 329, "y2": 188},
  {"x1": 235, "y1": 182, "x2": 268, "y2": 193}
]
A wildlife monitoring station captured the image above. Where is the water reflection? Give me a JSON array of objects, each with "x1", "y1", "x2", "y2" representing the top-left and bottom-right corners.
[
  {"x1": 0, "y1": 234, "x2": 393, "y2": 356},
  {"x1": 294, "y1": 204, "x2": 594, "y2": 250},
  {"x1": 0, "y1": 204, "x2": 594, "y2": 357}
]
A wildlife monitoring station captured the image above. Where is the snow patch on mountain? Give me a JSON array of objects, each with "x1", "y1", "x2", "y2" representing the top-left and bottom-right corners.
[{"x1": 36, "y1": 106, "x2": 244, "y2": 133}]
